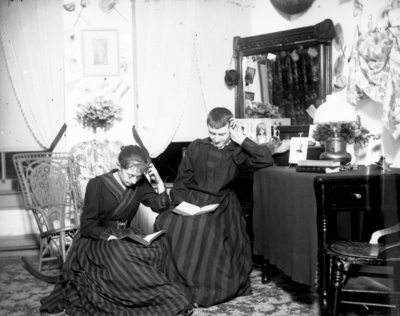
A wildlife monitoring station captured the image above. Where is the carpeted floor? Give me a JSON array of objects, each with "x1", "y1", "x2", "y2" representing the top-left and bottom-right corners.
[{"x1": 0, "y1": 255, "x2": 393, "y2": 316}]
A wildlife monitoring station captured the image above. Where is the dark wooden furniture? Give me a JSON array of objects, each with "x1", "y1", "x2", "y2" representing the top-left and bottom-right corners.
[
  {"x1": 252, "y1": 166, "x2": 400, "y2": 295},
  {"x1": 326, "y1": 222, "x2": 400, "y2": 316},
  {"x1": 315, "y1": 172, "x2": 400, "y2": 314},
  {"x1": 315, "y1": 173, "x2": 400, "y2": 298}
]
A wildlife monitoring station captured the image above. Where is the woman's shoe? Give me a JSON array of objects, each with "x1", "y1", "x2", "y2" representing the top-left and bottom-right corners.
[{"x1": 178, "y1": 303, "x2": 194, "y2": 316}]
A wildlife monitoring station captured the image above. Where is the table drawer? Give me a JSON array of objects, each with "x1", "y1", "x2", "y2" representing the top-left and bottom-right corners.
[{"x1": 331, "y1": 184, "x2": 380, "y2": 208}]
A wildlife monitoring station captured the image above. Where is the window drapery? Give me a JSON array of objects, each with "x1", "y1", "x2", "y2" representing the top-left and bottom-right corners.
[
  {"x1": 135, "y1": 0, "x2": 251, "y2": 157},
  {"x1": 269, "y1": 49, "x2": 317, "y2": 125},
  {"x1": 243, "y1": 47, "x2": 318, "y2": 125},
  {"x1": 0, "y1": 0, "x2": 64, "y2": 150}
]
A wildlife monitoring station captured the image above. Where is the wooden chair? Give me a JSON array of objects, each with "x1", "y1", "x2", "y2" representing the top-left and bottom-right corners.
[
  {"x1": 13, "y1": 152, "x2": 80, "y2": 283},
  {"x1": 326, "y1": 222, "x2": 400, "y2": 316}
]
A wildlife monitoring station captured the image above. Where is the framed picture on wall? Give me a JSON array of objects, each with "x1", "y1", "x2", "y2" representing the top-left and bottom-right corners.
[
  {"x1": 82, "y1": 29, "x2": 120, "y2": 77},
  {"x1": 245, "y1": 91, "x2": 255, "y2": 101},
  {"x1": 245, "y1": 67, "x2": 256, "y2": 85}
]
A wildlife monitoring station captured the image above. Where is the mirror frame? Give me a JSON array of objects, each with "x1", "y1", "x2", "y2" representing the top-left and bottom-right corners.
[{"x1": 233, "y1": 23, "x2": 334, "y2": 129}]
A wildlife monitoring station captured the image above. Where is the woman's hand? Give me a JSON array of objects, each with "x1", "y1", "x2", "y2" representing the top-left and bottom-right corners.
[
  {"x1": 147, "y1": 163, "x2": 166, "y2": 194},
  {"x1": 147, "y1": 163, "x2": 162, "y2": 183},
  {"x1": 229, "y1": 118, "x2": 246, "y2": 145}
]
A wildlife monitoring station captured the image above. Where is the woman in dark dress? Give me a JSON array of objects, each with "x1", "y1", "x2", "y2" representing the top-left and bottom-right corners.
[
  {"x1": 155, "y1": 108, "x2": 274, "y2": 307},
  {"x1": 41, "y1": 145, "x2": 193, "y2": 316}
]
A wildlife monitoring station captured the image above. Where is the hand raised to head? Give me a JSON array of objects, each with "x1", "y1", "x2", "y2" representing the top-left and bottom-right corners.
[
  {"x1": 147, "y1": 163, "x2": 162, "y2": 184},
  {"x1": 229, "y1": 118, "x2": 246, "y2": 145}
]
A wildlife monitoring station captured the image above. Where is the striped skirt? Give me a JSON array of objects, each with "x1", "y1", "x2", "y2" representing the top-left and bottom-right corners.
[
  {"x1": 40, "y1": 232, "x2": 190, "y2": 316},
  {"x1": 154, "y1": 191, "x2": 253, "y2": 307}
]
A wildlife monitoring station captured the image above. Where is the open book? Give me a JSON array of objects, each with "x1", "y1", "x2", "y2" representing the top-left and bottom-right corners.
[
  {"x1": 172, "y1": 201, "x2": 220, "y2": 216},
  {"x1": 119, "y1": 230, "x2": 165, "y2": 246}
]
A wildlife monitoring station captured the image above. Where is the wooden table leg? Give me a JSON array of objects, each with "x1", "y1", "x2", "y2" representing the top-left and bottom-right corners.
[{"x1": 261, "y1": 258, "x2": 269, "y2": 284}]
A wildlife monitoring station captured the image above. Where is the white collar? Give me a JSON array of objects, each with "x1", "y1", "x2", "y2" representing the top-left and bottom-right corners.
[{"x1": 212, "y1": 139, "x2": 231, "y2": 149}]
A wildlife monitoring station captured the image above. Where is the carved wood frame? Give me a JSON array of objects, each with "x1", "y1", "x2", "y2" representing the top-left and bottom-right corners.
[{"x1": 233, "y1": 24, "x2": 333, "y2": 123}]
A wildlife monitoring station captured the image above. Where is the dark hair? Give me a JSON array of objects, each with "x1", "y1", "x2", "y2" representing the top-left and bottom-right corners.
[
  {"x1": 118, "y1": 145, "x2": 150, "y2": 173},
  {"x1": 207, "y1": 107, "x2": 233, "y2": 129}
]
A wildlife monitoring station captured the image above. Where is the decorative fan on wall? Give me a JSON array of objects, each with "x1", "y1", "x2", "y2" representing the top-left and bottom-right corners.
[{"x1": 270, "y1": 0, "x2": 315, "y2": 15}]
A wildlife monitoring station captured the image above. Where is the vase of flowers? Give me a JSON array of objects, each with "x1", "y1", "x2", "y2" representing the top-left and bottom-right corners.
[
  {"x1": 245, "y1": 100, "x2": 283, "y2": 118},
  {"x1": 312, "y1": 116, "x2": 381, "y2": 164},
  {"x1": 76, "y1": 97, "x2": 123, "y2": 134}
]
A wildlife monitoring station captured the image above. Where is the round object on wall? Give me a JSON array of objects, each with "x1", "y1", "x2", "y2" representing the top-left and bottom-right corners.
[
  {"x1": 270, "y1": 0, "x2": 315, "y2": 15},
  {"x1": 333, "y1": 74, "x2": 347, "y2": 90}
]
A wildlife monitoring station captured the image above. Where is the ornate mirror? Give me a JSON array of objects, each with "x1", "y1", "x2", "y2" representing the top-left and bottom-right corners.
[{"x1": 233, "y1": 20, "x2": 334, "y2": 138}]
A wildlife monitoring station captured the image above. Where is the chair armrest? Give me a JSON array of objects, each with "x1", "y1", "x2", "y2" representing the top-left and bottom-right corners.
[
  {"x1": 42, "y1": 226, "x2": 80, "y2": 238},
  {"x1": 369, "y1": 222, "x2": 400, "y2": 244},
  {"x1": 377, "y1": 241, "x2": 400, "y2": 260}
]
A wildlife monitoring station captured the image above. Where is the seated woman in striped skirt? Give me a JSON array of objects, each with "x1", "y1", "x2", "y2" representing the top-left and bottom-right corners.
[
  {"x1": 155, "y1": 107, "x2": 274, "y2": 308},
  {"x1": 41, "y1": 145, "x2": 193, "y2": 316}
]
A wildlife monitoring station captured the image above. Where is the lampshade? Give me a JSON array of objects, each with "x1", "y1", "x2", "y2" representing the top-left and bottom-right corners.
[{"x1": 314, "y1": 94, "x2": 358, "y2": 124}]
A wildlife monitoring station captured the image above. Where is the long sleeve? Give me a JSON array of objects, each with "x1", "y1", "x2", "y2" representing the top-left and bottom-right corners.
[
  {"x1": 234, "y1": 137, "x2": 274, "y2": 169},
  {"x1": 140, "y1": 177, "x2": 170, "y2": 212},
  {"x1": 169, "y1": 141, "x2": 196, "y2": 205},
  {"x1": 79, "y1": 178, "x2": 113, "y2": 241}
]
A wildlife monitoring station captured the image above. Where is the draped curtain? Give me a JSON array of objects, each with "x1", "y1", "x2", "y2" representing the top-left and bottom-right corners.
[
  {"x1": 0, "y1": 0, "x2": 64, "y2": 150},
  {"x1": 135, "y1": 0, "x2": 252, "y2": 157},
  {"x1": 347, "y1": 27, "x2": 400, "y2": 140}
]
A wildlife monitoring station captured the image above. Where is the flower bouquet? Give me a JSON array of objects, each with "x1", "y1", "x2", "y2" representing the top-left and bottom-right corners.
[
  {"x1": 313, "y1": 115, "x2": 381, "y2": 148},
  {"x1": 245, "y1": 101, "x2": 283, "y2": 119},
  {"x1": 77, "y1": 97, "x2": 122, "y2": 132}
]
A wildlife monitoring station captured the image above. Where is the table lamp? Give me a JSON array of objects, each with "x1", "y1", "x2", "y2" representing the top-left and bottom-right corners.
[{"x1": 313, "y1": 94, "x2": 358, "y2": 164}]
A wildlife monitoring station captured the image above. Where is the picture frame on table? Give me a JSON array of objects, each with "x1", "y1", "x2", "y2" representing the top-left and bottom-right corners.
[
  {"x1": 82, "y1": 29, "x2": 120, "y2": 77},
  {"x1": 237, "y1": 118, "x2": 271, "y2": 145},
  {"x1": 288, "y1": 137, "x2": 309, "y2": 164}
]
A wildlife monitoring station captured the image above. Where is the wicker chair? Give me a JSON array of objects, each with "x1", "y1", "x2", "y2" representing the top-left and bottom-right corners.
[{"x1": 13, "y1": 152, "x2": 80, "y2": 283}]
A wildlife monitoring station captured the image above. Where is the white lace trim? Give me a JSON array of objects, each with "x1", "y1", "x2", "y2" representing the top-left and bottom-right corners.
[{"x1": 162, "y1": 0, "x2": 197, "y2": 155}]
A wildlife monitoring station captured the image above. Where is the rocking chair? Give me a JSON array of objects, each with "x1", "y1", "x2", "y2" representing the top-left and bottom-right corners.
[{"x1": 13, "y1": 152, "x2": 80, "y2": 283}]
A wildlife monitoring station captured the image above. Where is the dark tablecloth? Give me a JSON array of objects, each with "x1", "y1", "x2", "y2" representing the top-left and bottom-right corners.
[{"x1": 252, "y1": 165, "x2": 399, "y2": 287}]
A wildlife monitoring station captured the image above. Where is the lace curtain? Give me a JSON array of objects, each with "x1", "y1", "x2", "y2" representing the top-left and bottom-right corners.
[
  {"x1": 0, "y1": 0, "x2": 64, "y2": 149},
  {"x1": 135, "y1": 0, "x2": 251, "y2": 157}
]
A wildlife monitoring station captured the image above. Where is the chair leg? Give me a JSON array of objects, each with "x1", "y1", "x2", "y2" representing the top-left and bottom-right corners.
[
  {"x1": 38, "y1": 238, "x2": 47, "y2": 271},
  {"x1": 59, "y1": 231, "x2": 66, "y2": 263},
  {"x1": 394, "y1": 265, "x2": 400, "y2": 316},
  {"x1": 330, "y1": 257, "x2": 344, "y2": 316},
  {"x1": 262, "y1": 258, "x2": 269, "y2": 284}
]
